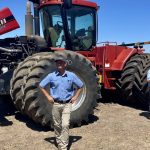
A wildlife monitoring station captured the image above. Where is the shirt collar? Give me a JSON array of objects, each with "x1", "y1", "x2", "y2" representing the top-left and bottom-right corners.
[{"x1": 55, "y1": 71, "x2": 68, "y2": 77}]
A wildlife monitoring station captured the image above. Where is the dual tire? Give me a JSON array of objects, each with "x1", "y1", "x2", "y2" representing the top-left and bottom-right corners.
[
  {"x1": 10, "y1": 51, "x2": 100, "y2": 126},
  {"x1": 119, "y1": 54, "x2": 150, "y2": 107}
]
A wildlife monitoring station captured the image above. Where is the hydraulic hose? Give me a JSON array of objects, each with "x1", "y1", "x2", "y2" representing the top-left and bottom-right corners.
[{"x1": 0, "y1": 47, "x2": 22, "y2": 53}]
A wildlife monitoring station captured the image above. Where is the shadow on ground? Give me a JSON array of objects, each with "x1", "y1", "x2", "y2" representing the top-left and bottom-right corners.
[
  {"x1": 15, "y1": 112, "x2": 99, "y2": 131},
  {"x1": 15, "y1": 112, "x2": 51, "y2": 132},
  {"x1": 0, "y1": 96, "x2": 50, "y2": 131},
  {"x1": 0, "y1": 96, "x2": 16, "y2": 126},
  {"x1": 45, "y1": 135, "x2": 82, "y2": 150},
  {"x1": 99, "y1": 89, "x2": 148, "y2": 111},
  {"x1": 0, "y1": 96, "x2": 99, "y2": 131},
  {"x1": 139, "y1": 111, "x2": 150, "y2": 120}
]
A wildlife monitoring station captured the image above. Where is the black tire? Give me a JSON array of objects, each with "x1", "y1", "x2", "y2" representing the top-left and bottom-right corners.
[
  {"x1": 10, "y1": 57, "x2": 36, "y2": 111},
  {"x1": 119, "y1": 54, "x2": 150, "y2": 106},
  {"x1": 10, "y1": 52, "x2": 53, "y2": 112},
  {"x1": 14, "y1": 51, "x2": 99, "y2": 126},
  {"x1": 139, "y1": 54, "x2": 150, "y2": 105}
]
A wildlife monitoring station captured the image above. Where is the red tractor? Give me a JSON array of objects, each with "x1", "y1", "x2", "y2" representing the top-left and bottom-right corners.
[{"x1": 0, "y1": 0, "x2": 149, "y2": 127}]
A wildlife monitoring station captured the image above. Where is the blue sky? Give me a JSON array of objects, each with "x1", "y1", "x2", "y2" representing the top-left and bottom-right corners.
[{"x1": 1, "y1": 0, "x2": 150, "y2": 52}]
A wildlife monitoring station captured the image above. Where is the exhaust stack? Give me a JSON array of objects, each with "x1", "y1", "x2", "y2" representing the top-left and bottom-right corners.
[
  {"x1": 25, "y1": 0, "x2": 33, "y2": 36},
  {"x1": 33, "y1": 3, "x2": 40, "y2": 35}
]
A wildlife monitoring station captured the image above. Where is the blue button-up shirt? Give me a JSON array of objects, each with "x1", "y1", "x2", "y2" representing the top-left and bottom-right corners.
[{"x1": 39, "y1": 71, "x2": 83, "y2": 101}]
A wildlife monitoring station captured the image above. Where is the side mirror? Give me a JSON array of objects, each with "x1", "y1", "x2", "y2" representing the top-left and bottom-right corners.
[{"x1": 64, "y1": 0, "x2": 72, "y2": 9}]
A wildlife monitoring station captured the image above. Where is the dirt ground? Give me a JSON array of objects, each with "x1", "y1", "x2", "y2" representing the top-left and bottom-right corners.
[{"x1": 0, "y1": 97, "x2": 150, "y2": 150}]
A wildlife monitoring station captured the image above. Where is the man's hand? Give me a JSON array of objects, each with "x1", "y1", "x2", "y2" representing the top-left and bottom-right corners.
[
  {"x1": 71, "y1": 96, "x2": 77, "y2": 103},
  {"x1": 39, "y1": 86, "x2": 54, "y2": 104},
  {"x1": 71, "y1": 88, "x2": 83, "y2": 103},
  {"x1": 47, "y1": 96, "x2": 54, "y2": 104}
]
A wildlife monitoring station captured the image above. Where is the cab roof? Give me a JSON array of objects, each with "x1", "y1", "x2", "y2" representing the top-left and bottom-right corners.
[{"x1": 39, "y1": 0, "x2": 98, "y2": 10}]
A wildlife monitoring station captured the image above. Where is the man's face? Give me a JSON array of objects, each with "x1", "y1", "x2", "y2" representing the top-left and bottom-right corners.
[{"x1": 56, "y1": 60, "x2": 67, "y2": 70}]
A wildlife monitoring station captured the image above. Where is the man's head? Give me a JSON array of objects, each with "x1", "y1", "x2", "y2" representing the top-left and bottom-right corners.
[{"x1": 55, "y1": 56, "x2": 67, "y2": 72}]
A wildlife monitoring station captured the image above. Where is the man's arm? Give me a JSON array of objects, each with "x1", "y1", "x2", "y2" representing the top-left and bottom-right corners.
[
  {"x1": 71, "y1": 73, "x2": 84, "y2": 103},
  {"x1": 71, "y1": 87, "x2": 83, "y2": 103},
  {"x1": 38, "y1": 74, "x2": 54, "y2": 104},
  {"x1": 38, "y1": 86, "x2": 54, "y2": 104}
]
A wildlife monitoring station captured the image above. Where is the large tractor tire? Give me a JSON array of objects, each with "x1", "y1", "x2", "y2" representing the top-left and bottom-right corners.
[
  {"x1": 11, "y1": 51, "x2": 100, "y2": 127},
  {"x1": 10, "y1": 53, "x2": 51, "y2": 112},
  {"x1": 10, "y1": 55, "x2": 39, "y2": 111},
  {"x1": 119, "y1": 54, "x2": 150, "y2": 106}
]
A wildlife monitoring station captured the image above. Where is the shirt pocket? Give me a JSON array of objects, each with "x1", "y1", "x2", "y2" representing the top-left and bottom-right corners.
[
  {"x1": 64, "y1": 79, "x2": 73, "y2": 90},
  {"x1": 50, "y1": 80, "x2": 59, "y2": 88}
]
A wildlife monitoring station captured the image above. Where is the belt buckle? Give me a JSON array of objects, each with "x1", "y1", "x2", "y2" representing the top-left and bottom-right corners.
[
  {"x1": 58, "y1": 100, "x2": 70, "y2": 104},
  {"x1": 58, "y1": 100, "x2": 64, "y2": 104},
  {"x1": 62, "y1": 101, "x2": 66, "y2": 104}
]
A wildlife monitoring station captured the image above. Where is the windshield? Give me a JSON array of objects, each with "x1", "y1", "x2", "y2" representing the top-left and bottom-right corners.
[
  {"x1": 66, "y1": 6, "x2": 95, "y2": 50},
  {"x1": 40, "y1": 5, "x2": 96, "y2": 50},
  {"x1": 40, "y1": 5, "x2": 65, "y2": 47}
]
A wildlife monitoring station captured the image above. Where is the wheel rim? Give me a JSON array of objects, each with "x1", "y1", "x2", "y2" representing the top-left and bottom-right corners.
[{"x1": 71, "y1": 79, "x2": 86, "y2": 112}]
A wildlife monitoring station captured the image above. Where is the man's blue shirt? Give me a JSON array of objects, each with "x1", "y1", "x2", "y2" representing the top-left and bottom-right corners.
[{"x1": 39, "y1": 71, "x2": 83, "y2": 101}]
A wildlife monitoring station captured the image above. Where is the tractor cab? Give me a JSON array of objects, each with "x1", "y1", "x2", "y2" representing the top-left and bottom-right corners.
[{"x1": 38, "y1": 0, "x2": 97, "y2": 51}]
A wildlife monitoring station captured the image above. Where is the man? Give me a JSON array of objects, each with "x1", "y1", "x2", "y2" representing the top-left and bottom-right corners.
[
  {"x1": 147, "y1": 69, "x2": 150, "y2": 116},
  {"x1": 39, "y1": 56, "x2": 83, "y2": 150}
]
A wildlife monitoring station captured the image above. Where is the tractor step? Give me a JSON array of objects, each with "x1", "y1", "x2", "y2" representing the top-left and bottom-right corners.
[{"x1": 107, "y1": 78, "x2": 116, "y2": 81}]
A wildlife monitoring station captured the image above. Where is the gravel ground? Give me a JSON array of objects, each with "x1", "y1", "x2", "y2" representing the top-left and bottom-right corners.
[{"x1": 0, "y1": 98, "x2": 150, "y2": 150}]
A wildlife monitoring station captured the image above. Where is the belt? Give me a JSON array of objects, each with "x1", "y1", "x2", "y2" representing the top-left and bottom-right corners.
[{"x1": 54, "y1": 99, "x2": 71, "y2": 104}]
